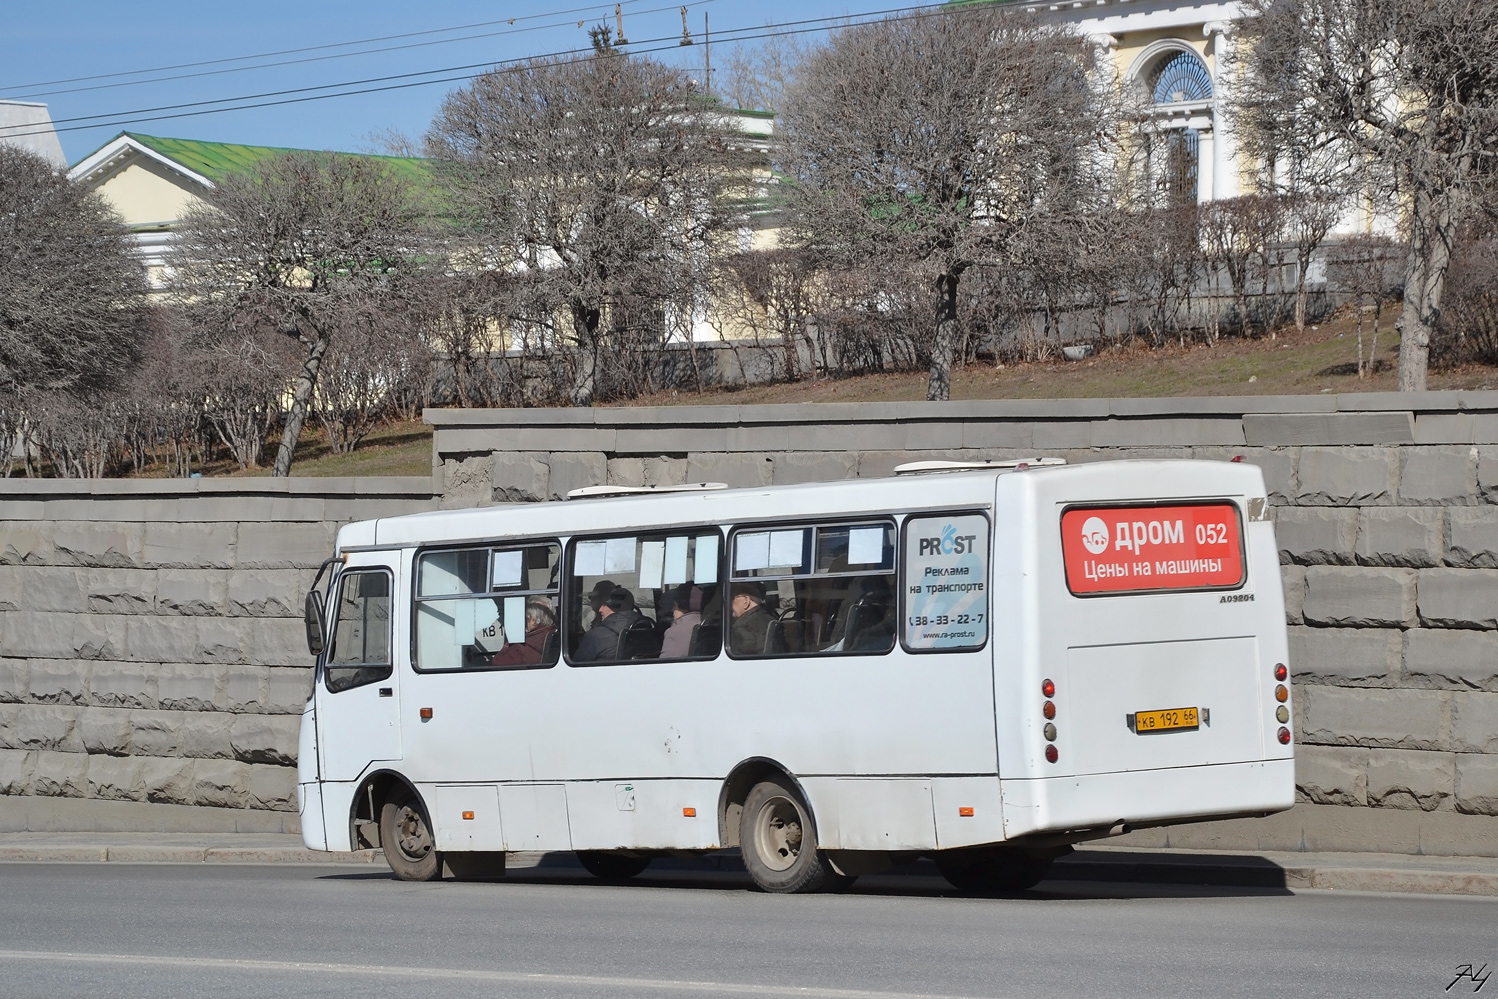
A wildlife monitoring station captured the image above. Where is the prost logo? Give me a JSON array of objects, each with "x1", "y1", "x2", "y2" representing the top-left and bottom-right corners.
[{"x1": 918, "y1": 524, "x2": 979, "y2": 557}]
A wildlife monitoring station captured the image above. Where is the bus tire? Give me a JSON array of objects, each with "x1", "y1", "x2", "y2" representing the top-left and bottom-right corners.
[
  {"x1": 576, "y1": 851, "x2": 652, "y2": 881},
  {"x1": 380, "y1": 792, "x2": 441, "y2": 882},
  {"x1": 934, "y1": 848, "x2": 1051, "y2": 893},
  {"x1": 739, "y1": 777, "x2": 850, "y2": 894}
]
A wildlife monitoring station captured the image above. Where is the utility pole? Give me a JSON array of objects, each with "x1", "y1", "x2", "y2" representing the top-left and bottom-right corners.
[{"x1": 704, "y1": 11, "x2": 711, "y2": 93}]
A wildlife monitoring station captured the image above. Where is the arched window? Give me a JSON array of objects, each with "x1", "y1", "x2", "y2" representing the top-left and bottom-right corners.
[{"x1": 1151, "y1": 51, "x2": 1213, "y2": 105}]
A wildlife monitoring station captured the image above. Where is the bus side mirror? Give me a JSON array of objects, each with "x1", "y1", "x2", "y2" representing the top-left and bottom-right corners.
[{"x1": 305, "y1": 590, "x2": 327, "y2": 658}]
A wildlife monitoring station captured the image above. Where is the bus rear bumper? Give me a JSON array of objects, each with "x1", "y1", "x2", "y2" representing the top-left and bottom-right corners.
[{"x1": 999, "y1": 757, "x2": 1295, "y2": 843}]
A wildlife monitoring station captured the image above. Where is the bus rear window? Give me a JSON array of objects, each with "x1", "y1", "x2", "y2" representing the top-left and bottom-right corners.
[{"x1": 1061, "y1": 503, "x2": 1245, "y2": 596}]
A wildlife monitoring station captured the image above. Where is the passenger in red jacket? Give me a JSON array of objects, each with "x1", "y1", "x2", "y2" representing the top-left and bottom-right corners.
[{"x1": 489, "y1": 599, "x2": 557, "y2": 667}]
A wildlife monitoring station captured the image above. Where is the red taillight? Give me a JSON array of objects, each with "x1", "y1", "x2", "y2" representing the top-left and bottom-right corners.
[
  {"x1": 1044, "y1": 745, "x2": 1059, "y2": 763},
  {"x1": 1277, "y1": 727, "x2": 1292, "y2": 745},
  {"x1": 1042, "y1": 678, "x2": 1055, "y2": 698},
  {"x1": 1042, "y1": 700, "x2": 1056, "y2": 719},
  {"x1": 1274, "y1": 663, "x2": 1288, "y2": 681}
]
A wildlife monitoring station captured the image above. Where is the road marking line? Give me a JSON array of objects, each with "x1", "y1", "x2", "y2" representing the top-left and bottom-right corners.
[{"x1": 0, "y1": 950, "x2": 990, "y2": 999}]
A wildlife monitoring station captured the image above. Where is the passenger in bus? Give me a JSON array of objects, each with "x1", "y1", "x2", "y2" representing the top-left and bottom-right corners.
[
  {"x1": 660, "y1": 584, "x2": 704, "y2": 659},
  {"x1": 575, "y1": 586, "x2": 643, "y2": 662},
  {"x1": 730, "y1": 581, "x2": 773, "y2": 656},
  {"x1": 488, "y1": 599, "x2": 557, "y2": 668}
]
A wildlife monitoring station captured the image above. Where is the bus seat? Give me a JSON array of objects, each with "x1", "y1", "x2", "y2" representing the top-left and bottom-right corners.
[
  {"x1": 541, "y1": 630, "x2": 560, "y2": 665},
  {"x1": 617, "y1": 617, "x2": 662, "y2": 660}
]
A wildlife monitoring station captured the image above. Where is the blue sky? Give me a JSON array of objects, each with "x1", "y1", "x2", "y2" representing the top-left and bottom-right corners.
[{"x1": 1, "y1": 0, "x2": 873, "y2": 165}]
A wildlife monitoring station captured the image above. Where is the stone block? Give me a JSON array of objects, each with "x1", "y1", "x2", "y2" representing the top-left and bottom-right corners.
[
  {"x1": 197, "y1": 619, "x2": 251, "y2": 665},
  {"x1": 1448, "y1": 509, "x2": 1498, "y2": 569},
  {"x1": 85, "y1": 568, "x2": 154, "y2": 615},
  {"x1": 642, "y1": 456, "x2": 688, "y2": 488},
  {"x1": 221, "y1": 667, "x2": 268, "y2": 713},
  {"x1": 544, "y1": 452, "x2": 608, "y2": 500},
  {"x1": 771, "y1": 452, "x2": 858, "y2": 486},
  {"x1": 191, "y1": 759, "x2": 251, "y2": 808},
  {"x1": 154, "y1": 665, "x2": 219, "y2": 713},
  {"x1": 236, "y1": 523, "x2": 333, "y2": 569},
  {"x1": 226, "y1": 570, "x2": 301, "y2": 618},
  {"x1": 1455, "y1": 755, "x2": 1498, "y2": 815},
  {"x1": 1367, "y1": 748, "x2": 1455, "y2": 810},
  {"x1": 1242, "y1": 448, "x2": 1296, "y2": 505},
  {"x1": 0, "y1": 749, "x2": 35, "y2": 794},
  {"x1": 129, "y1": 710, "x2": 183, "y2": 757},
  {"x1": 52, "y1": 522, "x2": 142, "y2": 568},
  {"x1": 229, "y1": 714, "x2": 300, "y2": 766},
  {"x1": 13, "y1": 705, "x2": 82, "y2": 753},
  {"x1": 1355, "y1": 508, "x2": 1444, "y2": 568},
  {"x1": 1480, "y1": 446, "x2": 1498, "y2": 503},
  {"x1": 246, "y1": 619, "x2": 311, "y2": 669},
  {"x1": 1300, "y1": 686, "x2": 1449, "y2": 750},
  {"x1": 2, "y1": 611, "x2": 89, "y2": 659},
  {"x1": 9, "y1": 566, "x2": 88, "y2": 612},
  {"x1": 0, "y1": 523, "x2": 52, "y2": 566},
  {"x1": 32, "y1": 750, "x2": 89, "y2": 797},
  {"x1": 73, "y1": 615, "x2": 127, "y2": 661},
  {"x1": 1302, "y1": 566, "x2": 1415, "y2": 628},
  {"x1": 78, "y1": 707, "x2": 132, "y2": 756},
  {"x1": 1399, "y1": 446, "x2": 1478, "y2": 505},
  {"x1": 605, "y1": 457, "x2": 645, "y2": 488},
  {"x1": 1274, "y1": 508, "x2": 1359, "y2": 565},
  {"x1": 1288, "y1": 626, "x2": 1400, "y2": 681},
  {"x1": 1295, "y1": 745, "x2": 1368, "y2": 805},
  {"x1": 143, "y1": 522, "x2": 235, "y2": 569},
  {"x1": 439, "y1": 454, "x2": 494, "y2": 508},
  {"x1": 26, "y1": 661, "x2": 89, "y2": 705},
  {"x1": 247, "y1": 763, "x2": 297, "y2": 811},
  {"x1": 0, "y1": 659, "x2": 27, "y2": 701},
  {"x1": 88, "y1": 663, "x2": 154, "y2": 709},
  {"x1": 0, "y1": 703, "x2": 15, "y2": 747},
  {"x1": 1295, "y1": 447, "x2": 1397, "y2": 505},
  {"x1": 142, "y1": 757, "x2": 194, "y2": 806},
  {"x1": 178, "y1": 712, "x2": 233, "y2": 759},
  {"x1": 156, "y1": 569, "x2": 227, "y2": 616},
  {"x1": 125, "y1": 617, "x2": 199, "y2": 665},
  {"x1": 487, "y1": 452, "x2": 549, "y2": 503},
  {"x1": 86, "y1": 754, "x2": 145, "y2": 801},
  {"x1": 1282, "y1": 565, "x2": 1306, "y2": 625},
  {"x1": 1418, "y1": 568, "x2": 1498, "y2": 629},
  {"x1": 1452, "y1": 693, "x2": 1498, "y2": 754},
  {"x1": 1404, "y1": 629, "x2": 1498, "y2": 688},
  {"x1": 685, "y1": 453, "x2": 773, "y2": 490},
  {"x1": 265, "y1": 669, "x2": 314, "y2": 714}
]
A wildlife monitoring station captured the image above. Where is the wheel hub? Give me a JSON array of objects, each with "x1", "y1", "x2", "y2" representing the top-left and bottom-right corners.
[
  {"x1": 394, "y1": 805, "x2": 432, "y2": 861},
  {"x1": 752, "y1": 795, "x2": 804, "y2": 872}
]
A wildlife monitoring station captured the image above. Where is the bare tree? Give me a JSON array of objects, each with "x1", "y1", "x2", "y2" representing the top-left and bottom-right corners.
[
  {"x1": 1232, "y1": 0, "x2": 1498, "y2": 389},
  {"x1": 1284, "y1": 192, "x2": 1344, "y2": 332},
  {"x1": 778, "y1": 6, "x2": 1114, "y2": 400},
  {"x1": 426, "y1": 48, "x2": 748, "y2": 406},
  {"x1": 717, "y1": 27, "x2": 813, "y2": 113},
  {"x1": 0, "y1": 147, "x2": 148, "y2": 397},
  {"x1": 172, "y1": 153, "x2": 431, "y2": 475}
]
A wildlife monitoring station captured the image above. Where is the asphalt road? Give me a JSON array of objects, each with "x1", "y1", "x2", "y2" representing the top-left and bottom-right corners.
[{"x1": 0, "y1": 862, "x2": 1493, "y2": 998}]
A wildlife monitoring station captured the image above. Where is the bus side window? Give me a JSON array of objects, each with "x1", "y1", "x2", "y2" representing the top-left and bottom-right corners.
[
  {"x1": 326, "y1": 570, "x2": 393, "y2": 693},
  {"x1": 414, "y1": 542, "x2": 561, "y2": 672},
  {"x1": 728, "y1": 521, "x2": 896, "y2": 658},
  {"x1": 901, "y1": 513, "x2": 990, "y2": 653},
  {"x1": 567, "y1": 532, "x2": 722, "y2": 665}
]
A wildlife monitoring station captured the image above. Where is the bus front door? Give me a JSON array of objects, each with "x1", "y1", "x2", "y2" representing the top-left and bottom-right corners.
[{"x1": 316, "y1": 554, "x2": 403, "y2": 783}]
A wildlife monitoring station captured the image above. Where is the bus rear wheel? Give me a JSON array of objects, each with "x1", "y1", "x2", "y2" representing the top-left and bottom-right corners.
[
  {"x1": 739, "y1": 777, "x2": 852, "y2": 894},
  {"x1": 934, "y1": 848, "x2": 1051, "y2": 893},
  {"x1": 576, "y1": 851, "x2": 652, "y2": 881},
  {"x1": 380, "y1": 792, "x2": 441, "y2": 882}
]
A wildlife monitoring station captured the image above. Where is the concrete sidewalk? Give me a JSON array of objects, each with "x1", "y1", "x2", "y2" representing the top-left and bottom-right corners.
[{"x1": 3, "y1": 832, "x2": 1498, "y2": 897}]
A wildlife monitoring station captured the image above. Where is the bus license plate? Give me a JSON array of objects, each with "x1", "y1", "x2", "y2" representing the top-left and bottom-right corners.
[{"x1": 1132, "y1": 707, "x2": 1199, "y2": 734}]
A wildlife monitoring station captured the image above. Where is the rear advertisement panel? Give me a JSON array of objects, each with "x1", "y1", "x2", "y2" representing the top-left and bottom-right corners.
[{"x1": 1061, "y1": 503, "x2": 1245, "y2": 596}]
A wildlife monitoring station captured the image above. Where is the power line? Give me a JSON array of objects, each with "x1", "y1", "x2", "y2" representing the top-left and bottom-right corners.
[
  {"x1": 2, "y1": 4, "x2": 988, "y2": 143},
  {"x1": 1, "y1": 1, "x2": 651, "y2": 95}
]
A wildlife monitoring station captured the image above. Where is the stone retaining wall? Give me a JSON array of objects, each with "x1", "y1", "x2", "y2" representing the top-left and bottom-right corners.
[
  {"x1": 0, "y1": 478, "x2": 438, "y2": 825},
  {"x1": 431, "y1": 393, "x2": 1498, "y2": 849}
]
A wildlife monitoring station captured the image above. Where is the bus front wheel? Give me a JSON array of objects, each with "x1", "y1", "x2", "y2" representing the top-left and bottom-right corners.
[
  {"x1": 739, "y1": 777, "x2": 852, "y2": 894},
  {"x1": 380, "y1": 793, "x2": 441, "y2": 882},
  {"x1": 934, "y1": 848, "x2": 1051, "y2": 893}
]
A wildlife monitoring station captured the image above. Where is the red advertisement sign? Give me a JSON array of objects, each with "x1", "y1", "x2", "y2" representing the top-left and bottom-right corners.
[{"x1": 1061, "y1": 503, "x2": 1245, "y2": 595}]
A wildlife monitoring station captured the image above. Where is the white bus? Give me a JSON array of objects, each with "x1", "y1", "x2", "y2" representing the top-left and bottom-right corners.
[{"x1": 296, "y1": 458, "x2": 1294, "y2": 893}]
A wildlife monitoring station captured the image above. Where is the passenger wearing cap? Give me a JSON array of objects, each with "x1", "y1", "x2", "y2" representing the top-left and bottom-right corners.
[
  {"x1": 660, "y1": 584, "x2": 704, "y2": 659},
  {"x1": 574, "y1": 585, "x2": 641, "y2": 662},
  {"x1": 730, "y1": 581, "x2": 773, "y2": 656}
]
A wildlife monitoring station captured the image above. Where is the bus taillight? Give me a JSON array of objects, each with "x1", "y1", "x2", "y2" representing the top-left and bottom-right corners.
[
  {"x1": 1277, "y1": 727, "x2": 1292, "y2": 745},
  {"x1": 1045, "y1": 745, "x2": 1059, "y2": 763},
  {"x1": 1274, "y1": 663, "x2": 1288, "y2": 681},
  {"x1": 1042, "y1": 678, "x2": 1055, "y2": 698}
]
